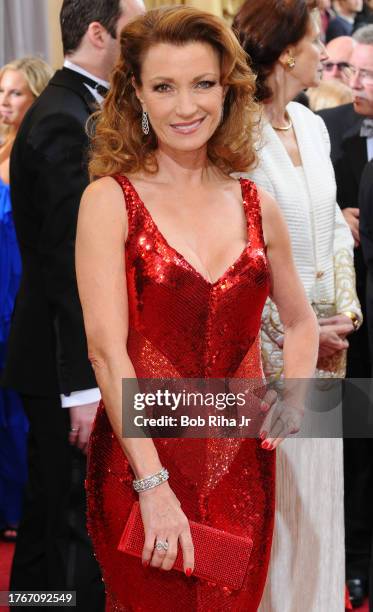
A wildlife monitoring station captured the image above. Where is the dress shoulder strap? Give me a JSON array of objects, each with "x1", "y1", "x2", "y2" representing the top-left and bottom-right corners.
[
  {"x1": 240, "y1": 178, "x2": 266, "y2": 251},
  {"x1": 112, "y1": 174, "x2": 140, "y2": 239}
]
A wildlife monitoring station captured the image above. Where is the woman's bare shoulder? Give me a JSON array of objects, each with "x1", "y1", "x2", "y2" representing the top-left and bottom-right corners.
[
  {"x1": 82, "y1": 176, "x2": 124, "y2": 205},
  {"x1": 79, "y1": 176, "x2": 127, "y2": 235}
]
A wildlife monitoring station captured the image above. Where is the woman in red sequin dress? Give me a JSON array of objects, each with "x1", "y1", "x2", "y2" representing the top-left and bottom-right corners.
[{"x1": 76, "y1": 8, "x2": 319, "y2": 611}]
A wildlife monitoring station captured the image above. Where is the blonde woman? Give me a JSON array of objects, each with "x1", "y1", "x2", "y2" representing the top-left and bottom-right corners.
[{"x1": 0, "y1": 56, "x2": 53, "y2": 541}]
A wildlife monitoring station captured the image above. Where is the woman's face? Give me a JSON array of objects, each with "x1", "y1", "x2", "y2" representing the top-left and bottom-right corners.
[
  {"x1": 289, "y1": 18, "x2": 328, "y2": 90},
  {"x1": 0, "y1": 69, "x2": 34, "y2": 130},
  {"x1": 135, "y1": 42, "x2": 225, "y2": 154}
]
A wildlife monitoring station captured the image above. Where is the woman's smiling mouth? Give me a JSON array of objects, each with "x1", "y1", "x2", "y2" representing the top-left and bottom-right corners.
[{"x1": 170, "y1": 117, "x2": 206, "y2": 134}]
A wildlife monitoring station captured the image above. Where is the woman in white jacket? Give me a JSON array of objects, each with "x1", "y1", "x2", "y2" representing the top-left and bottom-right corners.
[{"x1": 234, "y1": 1, "x2": 362, "y2": 610}]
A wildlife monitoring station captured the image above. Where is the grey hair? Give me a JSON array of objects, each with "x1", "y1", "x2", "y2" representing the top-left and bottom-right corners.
[{"x1": 353, "y1": 25, "x2": 373, "y2": 45}]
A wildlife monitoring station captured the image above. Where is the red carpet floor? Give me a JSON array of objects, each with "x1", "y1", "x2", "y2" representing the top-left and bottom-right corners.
[
  {"x1": 0, "y1": 541, "x2": 370, "y2": 611},
  {"x1": 0, "y1": 541, "x2": 13, "y2": 611}
]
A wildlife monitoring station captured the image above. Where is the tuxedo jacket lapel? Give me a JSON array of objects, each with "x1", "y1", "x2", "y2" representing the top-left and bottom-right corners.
[
  {"x1": 49, "y1": 68, "x2": 99, "y2": 114},
  {"x1": 341, "y1": 114, "x2": 367, "y2": 185}
]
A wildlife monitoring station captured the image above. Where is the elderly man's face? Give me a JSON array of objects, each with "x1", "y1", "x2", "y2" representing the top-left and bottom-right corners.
[
  {"x1": 323, "y1": 37, "x2": 354, "y2": 83},
  {"x1": 349, "y1": 43, "x2": 373, "y2": 116}
]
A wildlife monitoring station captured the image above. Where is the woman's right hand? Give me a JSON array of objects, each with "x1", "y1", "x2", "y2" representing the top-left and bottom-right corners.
[
  {"x1": 318, "y1": 323, "x2": 350, "y2": 357},
  {"x1": 139, "y1": 481, "x2": 194, "y2": 574}
]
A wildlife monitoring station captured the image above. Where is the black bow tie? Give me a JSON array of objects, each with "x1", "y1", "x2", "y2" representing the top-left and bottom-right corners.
[
  {"x1": 360, "y1": 118, "x2": 373, "y2": 138},
  {"x1": 91, "y1": 83, "x2": 109, "y2": 98},
  {"x1": 75, "y1": 73, "x2": 109, "y2": 98},
  {"x1": 84, "y1": 81, "x2": 109, "y2": 98}
]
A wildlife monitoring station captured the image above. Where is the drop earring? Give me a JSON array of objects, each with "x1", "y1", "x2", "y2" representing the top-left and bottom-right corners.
[
  {"x1": 287, "y1": 56, "x2": 296, "y2": 69},
  {"x1": 142, "y1": 111, "x2": 150, "y2": 135}
]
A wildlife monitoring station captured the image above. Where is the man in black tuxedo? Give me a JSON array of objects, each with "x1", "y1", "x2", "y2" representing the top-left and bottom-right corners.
[
  {"x1": 1, "y1": 0, "x2": 144, "y2": 609},
  {"x1": 359, "y1": 158, "x2": 373, "y2": 611},
  {"x1": 360, "y1": 160, "x2": 373, "y2": 357},
  {"x1": 319, "y1": 25, "x2": 373, "y2": 608}
]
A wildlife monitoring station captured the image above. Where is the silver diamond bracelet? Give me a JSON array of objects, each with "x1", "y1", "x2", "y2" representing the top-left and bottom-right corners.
[{"x1": 132, "y1": 467, "x2": 169, "y2": 493}]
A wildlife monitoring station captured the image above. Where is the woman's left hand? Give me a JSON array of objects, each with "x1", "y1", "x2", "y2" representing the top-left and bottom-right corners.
[{"x1": 259, "y1": 397, "x2": 304, "y2": 450}]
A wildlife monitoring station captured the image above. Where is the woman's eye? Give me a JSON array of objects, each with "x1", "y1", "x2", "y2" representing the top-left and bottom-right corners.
[
  {"x1": 196, "y1": 80, "x2": 216, "y2": 89},
  {"x1": 154, "y1": 83, "x2": 172, "y2": 92}
]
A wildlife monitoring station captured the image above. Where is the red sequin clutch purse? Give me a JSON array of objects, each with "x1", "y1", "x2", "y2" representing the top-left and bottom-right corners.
[{"x1": 118, "y1": 502, "x2": 253, "y2": 590}]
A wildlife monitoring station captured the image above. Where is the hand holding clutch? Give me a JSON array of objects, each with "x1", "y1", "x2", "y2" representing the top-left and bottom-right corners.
[{"x1": 118, "y1": 502, "x2": 253, "y2": 590}]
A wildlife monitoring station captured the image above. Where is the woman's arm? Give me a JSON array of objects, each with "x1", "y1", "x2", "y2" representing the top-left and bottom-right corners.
[
  {"x1": 76, "y1": 178, "x2": 162, "y2": 476},
  {"x1": 76, "y1": 177, "x2": 194, "y2": 573},
  {"x1": 260, "y1": 186, "x2": 319, "y2": 378},
  {"x1": 259, "y1": 187, "x2": 319, "y2": 446}
]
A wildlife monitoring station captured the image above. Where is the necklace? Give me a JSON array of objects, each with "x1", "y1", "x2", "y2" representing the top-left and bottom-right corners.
[{"x1": 271, "y1": 115, "x2": 293, "y2": 131}]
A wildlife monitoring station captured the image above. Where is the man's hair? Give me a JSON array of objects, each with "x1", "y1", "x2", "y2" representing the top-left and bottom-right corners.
[
  {"x1": 60, "y1": 0, "x2": 123, "y2": 55},
  {"x1": 353, "y1": 24, "x2": 373, "y2": 45}
]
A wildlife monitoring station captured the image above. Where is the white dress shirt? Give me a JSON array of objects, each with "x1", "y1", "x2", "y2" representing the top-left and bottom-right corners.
[
  {"x1": 63, "y1": 59, "x2": 109, "y2": 105},
  {"x1": 367, "y1": 137, "x2": 373, "y2": 162}
]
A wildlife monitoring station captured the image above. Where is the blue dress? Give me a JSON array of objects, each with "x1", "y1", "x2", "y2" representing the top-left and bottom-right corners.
[{"x1": 0, "y1": 176, "x2": 28, "y2": 529}]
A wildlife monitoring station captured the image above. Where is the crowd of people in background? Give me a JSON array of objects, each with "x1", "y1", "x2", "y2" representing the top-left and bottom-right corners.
[
  {"x1": 1, "y1": 0, "x2": 373, "y2": 611},
  {"x1": 0, "y1": 57, "x2": 53, "y2": 542}
]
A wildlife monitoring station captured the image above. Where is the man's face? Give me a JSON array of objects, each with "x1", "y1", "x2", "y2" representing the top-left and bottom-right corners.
[
  {"x1": 349, "y1": 44, "x2": 373, "y2": 116},
  {"x1": 323, "y1": 37, "x2": 354, "y2": 83},
  {"x1": 116, "y1": 0, "x2": 145, "y2": 38},
  {"x1": 105, "y1": 0, "x2": 145, "y2": 72}
]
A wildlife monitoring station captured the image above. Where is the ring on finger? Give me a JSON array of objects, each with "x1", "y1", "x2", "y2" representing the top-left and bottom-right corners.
[{"x1": 154, "y1": 539, "x2": 169, "y2": 552}]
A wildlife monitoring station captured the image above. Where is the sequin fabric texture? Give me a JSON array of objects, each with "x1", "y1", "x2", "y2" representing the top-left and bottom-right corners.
[{"x1": 86, "y1": 176, "x2": 276, "y2": 611}]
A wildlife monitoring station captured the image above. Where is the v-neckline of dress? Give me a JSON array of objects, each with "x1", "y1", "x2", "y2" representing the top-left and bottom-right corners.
[{"x1": 124, "y1": 176, "x2": 251, "y2": 288}]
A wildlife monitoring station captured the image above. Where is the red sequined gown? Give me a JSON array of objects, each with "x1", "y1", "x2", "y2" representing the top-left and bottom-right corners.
[{"x1": 86, "y1": 176, "x2": 275, "y2": 611}]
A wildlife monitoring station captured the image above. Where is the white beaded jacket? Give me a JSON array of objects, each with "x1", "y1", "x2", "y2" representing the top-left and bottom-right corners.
[{"x1": 240, "y1": 101, "x2": 362, "y2": 378}]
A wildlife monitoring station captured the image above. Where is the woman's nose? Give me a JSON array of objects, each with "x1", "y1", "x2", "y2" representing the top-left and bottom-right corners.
[{"x1": 175, "y1": 91, "x2": 198, "y2": 117}]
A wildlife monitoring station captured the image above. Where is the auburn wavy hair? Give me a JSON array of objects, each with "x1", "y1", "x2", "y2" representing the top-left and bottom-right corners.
[{"x1": 89, "y1": 6, "x2": 259, "y2": 179}]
